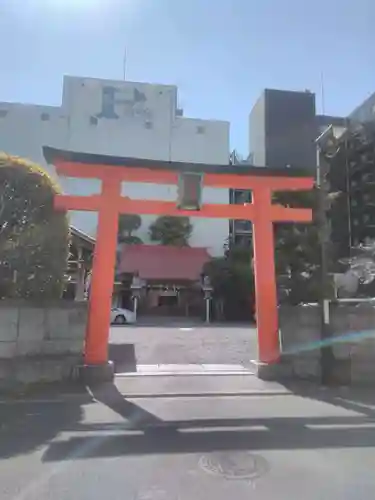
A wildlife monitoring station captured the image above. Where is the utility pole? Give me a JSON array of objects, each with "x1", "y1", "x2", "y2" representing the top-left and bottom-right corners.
[{"x1": 315, "y1": 126, "x2": 339, "y2": 384}]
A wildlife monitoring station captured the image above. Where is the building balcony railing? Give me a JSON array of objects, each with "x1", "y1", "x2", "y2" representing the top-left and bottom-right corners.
[
  {"x1": 350, "y1": 200, "x2": 375, "y2": 209},
  {"x1": 350, "y1": 183, "x2": 375, "y2": 194}
]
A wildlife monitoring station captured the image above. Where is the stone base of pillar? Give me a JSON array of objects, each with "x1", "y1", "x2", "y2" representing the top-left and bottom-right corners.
[
  {"x1": 78, "y1": 361, "x2": 115, "y2": 385},
  {"x1": 253, "y1": 358, "x2": 293, "y2": 382}
]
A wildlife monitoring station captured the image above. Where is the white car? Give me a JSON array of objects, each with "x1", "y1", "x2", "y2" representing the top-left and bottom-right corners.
[{"x1": 110, "y1": 307, "x2": 136, "y2": 325}]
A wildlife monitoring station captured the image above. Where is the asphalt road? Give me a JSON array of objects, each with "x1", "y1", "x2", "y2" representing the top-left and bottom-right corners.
[
  {"x1": 1, "y1": 374, "x2": 375, "y2": 500},
  {"x1": 1, "y1": 325, "x2": 375, "y2": 499}
]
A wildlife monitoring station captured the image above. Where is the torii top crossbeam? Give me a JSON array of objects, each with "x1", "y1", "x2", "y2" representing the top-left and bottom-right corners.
[{"x1": 44, "y1": 146, "x2": 314, "y2": 368}]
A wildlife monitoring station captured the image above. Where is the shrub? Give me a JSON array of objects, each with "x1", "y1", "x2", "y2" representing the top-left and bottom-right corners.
[{"x1": 0, "y1": 153, "x2": 69, "y2": 299}]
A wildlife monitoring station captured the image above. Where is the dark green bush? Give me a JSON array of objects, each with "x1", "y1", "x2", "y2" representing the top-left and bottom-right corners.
[{"x1": 0, "y1": 153, "x2": 70, "y2": 299}]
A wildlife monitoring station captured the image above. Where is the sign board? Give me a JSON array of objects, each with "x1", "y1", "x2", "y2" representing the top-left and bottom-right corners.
[{"x1": 177, "y1": 172, "x2": 202, "y2": 211}]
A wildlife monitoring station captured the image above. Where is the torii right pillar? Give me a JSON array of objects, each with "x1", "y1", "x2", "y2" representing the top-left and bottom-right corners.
[{"x1": 251, "y1": 185, "x2": 312, "y2": 368}]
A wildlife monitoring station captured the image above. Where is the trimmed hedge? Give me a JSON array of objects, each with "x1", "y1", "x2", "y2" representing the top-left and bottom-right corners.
[{"x1": 0, "y1": 153, "x2": 70, "y2": 299}]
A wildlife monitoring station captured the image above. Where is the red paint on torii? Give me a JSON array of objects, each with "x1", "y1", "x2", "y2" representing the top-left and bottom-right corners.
[{"x1": 44, "y1": 147, "x2": 314, "y2": 366}]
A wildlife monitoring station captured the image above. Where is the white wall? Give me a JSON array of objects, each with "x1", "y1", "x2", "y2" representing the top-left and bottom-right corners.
[
  {"x1": 62, "y1": 76, "x2": 176, "y2": 159},
  {"x1": 0, "y1": 75, "x2": 230, "y2": 256},
  {"x1": 0, "y1": 103, "x2": 67, "y2": 172}
]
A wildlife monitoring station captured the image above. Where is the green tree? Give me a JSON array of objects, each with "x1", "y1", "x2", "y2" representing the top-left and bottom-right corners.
[
  {"x1": 149, "y1": 215, "x2": 192, "y2": 246},
  {"x1": 118, "y1": 214, "x2": 142, "y2": 244},
  {"x1": 274, "y1": 161, "x2": 345, "y2": 304},
  {"x1": 0, "y1": 153, "x2": 70, "y2": 299},
  {"x1": 273, "y1": 189, "x2": 321, "y2": 303},
  {"x1": 204, "y1": 242, "x2": 255, "y2": 321}
]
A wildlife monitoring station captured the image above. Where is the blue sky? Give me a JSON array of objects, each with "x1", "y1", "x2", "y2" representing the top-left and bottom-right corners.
[{"x1": 0, "y1": 0, "x2": 374, "y2": 155}]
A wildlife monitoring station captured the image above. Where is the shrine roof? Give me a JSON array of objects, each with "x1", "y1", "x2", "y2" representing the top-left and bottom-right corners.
[
  {"x1": 43, "y1": 146, "x2": 313, "y2": 178},
  {"x1": 70, "y1": 226, "x2": 95, "y2": 247},
  {"x1": 119, "y1": 244, "x2": 210, "y2": 281}
]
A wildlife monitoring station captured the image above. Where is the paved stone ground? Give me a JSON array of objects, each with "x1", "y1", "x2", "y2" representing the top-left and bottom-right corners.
[
  {"x1": 1, "y1": 376, "x2": 375, "y2": 500},
  {"x1": 109, "y1": 324, "x2": 258, "y2": 370}
]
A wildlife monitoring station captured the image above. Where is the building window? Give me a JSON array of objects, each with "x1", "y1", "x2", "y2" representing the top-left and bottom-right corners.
[
  {"x1": 0, "y1": 109, "x2": 8, "y2": 118},
  {"x1": 234, "y1": 220, "x2": 252, "y2": 232},
  {"x1": 361, "y1": 153, "x2": 371, "y2": 164},
  {"x1": 363, "y1": 172, "x2": 374, "y2": 182},
  {"x1": 41, "y1": 112, "x2": 50, "y2": 121},
  {"x1": 234, "y1": 234, "x2": 252, "y2": 247},
  {"x1": 90, "y1": 116, "x2": 98, "y2": 126},
  {"x1": 196, "y1": 125, "x2": 205, "y2": 134},
  {"x1": 233, "y1": 190, "x2": 252, "y2": 204},
  {"x1": 363, "y1": 193, "x2": 371, "y2": 202}
]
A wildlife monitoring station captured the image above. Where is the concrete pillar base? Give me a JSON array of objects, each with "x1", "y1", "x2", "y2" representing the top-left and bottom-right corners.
[
  {"x1": 254, "y1": 359, "x2": 293, "y2": 381},
  {"x1": 78, "y1": 361, "x2": 115, "y2": 385}
]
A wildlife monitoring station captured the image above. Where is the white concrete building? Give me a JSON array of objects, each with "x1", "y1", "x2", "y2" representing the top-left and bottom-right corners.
[{"x1": 0, "y1": 76, "x2": 230, "y2": 256}]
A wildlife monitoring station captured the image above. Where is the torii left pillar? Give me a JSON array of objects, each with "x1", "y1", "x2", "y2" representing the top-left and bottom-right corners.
[
  {"x1": 85, "y1": 176, "x2": 121, "y2": 368},
  {"x1": 57, "y1": 171, "x2": 125, "y2": 382}
]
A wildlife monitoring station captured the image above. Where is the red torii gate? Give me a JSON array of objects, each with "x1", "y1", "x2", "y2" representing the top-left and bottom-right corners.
[{"x1": 44, "y1": 147, "x2": 313, "y2": 376}]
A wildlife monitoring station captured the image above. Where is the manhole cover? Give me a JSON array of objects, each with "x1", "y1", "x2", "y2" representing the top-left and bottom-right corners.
[{"x1": 199, "y1": 451, "x2": 269, "y2": 480}]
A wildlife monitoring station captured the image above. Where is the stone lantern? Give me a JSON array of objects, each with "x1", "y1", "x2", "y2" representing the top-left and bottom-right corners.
[
  {"x1": 202, "y1": 275, "x2": 213, "y2": 324},
  {"x1": 130, "y1": 272, "x2": 143, "y2": 320}
]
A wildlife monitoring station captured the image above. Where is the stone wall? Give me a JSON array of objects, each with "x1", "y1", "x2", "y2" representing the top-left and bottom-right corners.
[
  {"x1": 275, "y1": 302, "x2": 375, "y2": 385},
  {"x1": 0, "y1": 300, "x2": 87, "y2": 390}
]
